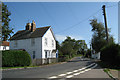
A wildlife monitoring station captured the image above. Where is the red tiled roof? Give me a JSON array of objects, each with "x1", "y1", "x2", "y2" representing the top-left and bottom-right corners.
[{"x1": 2, "y1": 41, "x2": 9, "y2": 46}]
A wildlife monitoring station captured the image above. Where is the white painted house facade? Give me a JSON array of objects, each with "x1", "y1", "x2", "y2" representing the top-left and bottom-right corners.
[
  {"x1": 0, "y1": 41, "x2": 9, "y2": 50},
  {"x1": 10, "y1": 21, "x2": 56, "y2": 65}
]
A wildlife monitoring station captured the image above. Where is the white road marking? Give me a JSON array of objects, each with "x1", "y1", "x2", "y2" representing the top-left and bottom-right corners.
[
  {"x1": 48, "y1": 63, "x2": 97, "y2": 79},
  {"x1": 87, "y1": 63, "x2": 95, "y2": 68},
  {"x1": 49, "y1": 76, "x2": 57, "y2": 79},
  {"x1": 91, "y1": 64, "x2": 97, "y2": 69},
  {"x1": 73, "y1": 72, "x2": 80, "y2": 76},
  {"x1": 84, "y1": 68, "x2": 91, "y2": 72},
  {"x1": 66, "y1": 75, "x2": 74, "y2": 78},
  {"x1": 79, "y1": 71, "x2": 85, "y2": 73},
  {"x1": 73, "y1": 70, "x2": 79, "y2": 72},
  {"x1": 58, "y1": 74, "x2": 67, "y2": 77},
  {"x1": 72, "y1": 64, "x2": 97, "y2": 77},
  {"x1": 66, "y1": 72, "x2": 73, "y2": 74}
]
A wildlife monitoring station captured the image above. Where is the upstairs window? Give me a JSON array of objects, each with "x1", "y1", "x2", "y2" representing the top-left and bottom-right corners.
[
  {"x1": 45, "y1": 38, "x2": 47, "y2": 46},
  {"x1": 31, "y1": 38, "x2": 35, "y2": 46},
  {"x1": 52, "y1": 40, "x2": 54, "y2": 47},
  {"x1": 14, "y1": 40, "x2": 17, "y2": 47}
]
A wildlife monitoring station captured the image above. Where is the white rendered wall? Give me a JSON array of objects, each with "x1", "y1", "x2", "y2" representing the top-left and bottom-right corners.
[
  {"x1": 42, "y1": 28, "x2": 56, "y2": 59},
  {"x1": 92, "y1": 52, "x2": 100, "y2": 59},
  {"x1": 0, "y1": 46, "x2": 9, "y2": 50},
  {"x1": 10, "y1": 37, "x2": 42, "y2": 59}
]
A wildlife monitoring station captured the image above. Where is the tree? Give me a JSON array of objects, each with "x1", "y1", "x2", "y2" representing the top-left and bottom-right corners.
[
  {"x1": 2, "y1": 3, "x2": 13, "y2": 41},
  {"x1": 60, "y1": 36, "x2": 88, "y2": 58},
  {"x1": 90, "y1": 18, "x2": 114, "y2": 53},
  {"x1": 56, "y1": 40, "x2": 60, "y2": 50},
  {"x1": 61, "y1": 36, "x2": 74, "y2": 58}
]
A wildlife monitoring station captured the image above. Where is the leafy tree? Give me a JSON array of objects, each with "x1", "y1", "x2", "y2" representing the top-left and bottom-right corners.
[
  {"x1": 2, "y1": 3, "x2": 13, "y2": 41},
  {"x1": 61, "y1": 36, "x2": 74, "y2": 58},
  {"x1": 90, "y1": 18, "x2": 114, "y2": 53},
  {"x1": 60, "y1": 36, "x2": 87, "y2": 58},
  {"x1": 56, "y1": 40, "x2": 61, "y2": 50},
  {"x1": 61, "y1": 41, "x2": 73, "y2": 58}
]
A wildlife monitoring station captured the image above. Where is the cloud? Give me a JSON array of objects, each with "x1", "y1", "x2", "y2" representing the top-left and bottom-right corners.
[
  {"x1": 55, "y1": 34, "x2": 66, "y2": 42},
  {"x1": 55, "y1": 34, "x2": 84, "y2": 43}
]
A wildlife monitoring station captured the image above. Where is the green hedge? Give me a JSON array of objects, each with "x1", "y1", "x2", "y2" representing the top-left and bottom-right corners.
[
  {"x1": 2, "y1": 50, "x2": 32, "y2": 67},
  {"x1": 100, "y1": 43, "x2": 120, "y2": 65}
]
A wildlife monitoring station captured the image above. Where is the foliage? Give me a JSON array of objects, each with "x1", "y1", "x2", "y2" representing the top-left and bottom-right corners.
[
  {"x1": 2, "y1": 50, "x2": 32, "y2": 67},
  {"x1": 56, "y1": 40, "x2": 61, "y2": 50},
  {"x1": 85, "y1": 49, "x2": 91, "y2": 58},
  {"x1": 100, "y1": 43, "x2": 120, "y2": 66},
  {"x1": 90, "y1": 18, "x2": 114, "y2": 53},
  {"x1": 2, "y1": 3, "x2": 13, "y2": 41},
  {"x1": 58, "y1": 36, "x2": 87, "y2": 61}
]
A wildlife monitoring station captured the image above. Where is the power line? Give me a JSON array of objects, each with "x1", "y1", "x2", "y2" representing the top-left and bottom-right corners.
[
  {"x1": 106, "y1": 3, "x2": 118, "y2": 8},
  {"x1": 55, "y1": 8, "x2": 101, "y2": 34},
  {"x1": 55, "y1": 3, "x2": 118, "y2": 34}
]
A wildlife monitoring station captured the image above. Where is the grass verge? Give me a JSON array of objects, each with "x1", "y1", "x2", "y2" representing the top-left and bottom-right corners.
[{"x1": 97, "y1": 61, "x2": 119, "y2": 80}]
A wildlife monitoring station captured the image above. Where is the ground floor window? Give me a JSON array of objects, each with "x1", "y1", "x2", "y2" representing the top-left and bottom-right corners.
[
  {"x1": 45, "y1": 50, "x2": 47, "y2": 58},
  {"x1": 33, "y1": 51, "x2": 35, "y2": 59},
  {"x1": 45, "y1": 50, "x2": 51, "y2": 58},
  {"x1": 3, "y1": 46, "x2": 6, "y2": 50}
]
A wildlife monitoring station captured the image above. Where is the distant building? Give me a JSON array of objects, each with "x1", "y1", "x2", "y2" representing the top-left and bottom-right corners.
[
  {"x1": 10, "y1": 21, "x2": 57, "y2": 65},
  {"x1": 0, "y1": 41, "x2": 9, "y2": 50}
]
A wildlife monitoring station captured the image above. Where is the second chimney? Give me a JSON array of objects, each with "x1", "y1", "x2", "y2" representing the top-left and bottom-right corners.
[{"x1": 31, "y1": 20, "x2": 36, "y2": 32}]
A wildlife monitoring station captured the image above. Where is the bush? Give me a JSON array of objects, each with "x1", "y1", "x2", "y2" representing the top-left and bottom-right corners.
[
  {"x1": 100, "y1": 43, "x2": 120, "y2": 65},
  {"x1": 85, "y1": 49, "x2": 91, "y2": 58},
  {"x1": 2, "y1": 50, "x2": 32, "y2": 67}
]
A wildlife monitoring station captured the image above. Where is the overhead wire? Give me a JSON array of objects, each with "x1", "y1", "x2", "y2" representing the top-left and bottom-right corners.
[
  {"x1": 55, "y1": 8, "x2": 101, "y2": 34},
  {"x1": 55, "y1": 3, "x2": 118, "y2": 34}
]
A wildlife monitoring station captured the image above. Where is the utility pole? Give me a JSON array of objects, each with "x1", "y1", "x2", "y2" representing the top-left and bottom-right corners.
[{"x1": 102, "y1": 5, "x2": 109, "y2": 42}]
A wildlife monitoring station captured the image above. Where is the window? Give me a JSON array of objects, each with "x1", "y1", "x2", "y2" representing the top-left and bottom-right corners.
[
  {"x1": 52, "y1": 40, "x2": 54, "y2": 47},
  {"x1": 45, "y1": 50, "x2": 50, "y2": 58},
  {"x1": 45, "y1": 50, "x2": 47, "y2": 58},
  {"x1": 45, "y1": 38, "x2": 47, "y2": 46},
  {"x1": 3, "y1": 46, "x2": 6, "y2": 50},
  {"x1": 31, "y1": 38, "x2": 35, "y2": 46},
  {"x1": 48, "y1": 51, "x2": 50, "y2": 58},
  {"x1": 14, "y1": 40, "x2": 17, "y2": 47},
  {"x1": 33, "y1": 51, "x2": 35, "y2": 59}
]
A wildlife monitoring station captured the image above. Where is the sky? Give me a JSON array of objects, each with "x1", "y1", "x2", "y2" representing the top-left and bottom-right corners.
[{"x1": 4, "y1": 2, "x2": 118, "y2": 48}]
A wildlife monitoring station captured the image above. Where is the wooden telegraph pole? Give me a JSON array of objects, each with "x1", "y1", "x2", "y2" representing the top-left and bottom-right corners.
[{"x1": 102, "y1": 5, "x2": 109, "y2": 42}]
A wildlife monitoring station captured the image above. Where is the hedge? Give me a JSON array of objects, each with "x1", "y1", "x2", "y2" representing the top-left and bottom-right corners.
[
  {"x1": 2, "y1": 50, "x2": 32, "y2": 67},
  {"x1": 100, "y1": 43, "x2": 120, "y2": 65}
]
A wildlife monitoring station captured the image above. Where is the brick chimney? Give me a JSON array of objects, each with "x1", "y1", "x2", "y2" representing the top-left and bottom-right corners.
[
  {"x1": 26, "y1": 23, "x2": 31, "y2": 30},
  {"x1": 31, "y1": 20, "x2": 36, "y2": 32}
]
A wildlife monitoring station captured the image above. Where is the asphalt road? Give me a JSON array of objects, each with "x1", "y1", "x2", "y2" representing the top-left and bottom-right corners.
[{"x1": 2, "y1": 57, "x2": 112, "y2": 80}]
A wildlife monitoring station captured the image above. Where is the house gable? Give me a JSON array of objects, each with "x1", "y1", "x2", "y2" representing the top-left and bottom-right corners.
[{"x1": 42, "y1": 28, "x2": 56, "y2": 41}]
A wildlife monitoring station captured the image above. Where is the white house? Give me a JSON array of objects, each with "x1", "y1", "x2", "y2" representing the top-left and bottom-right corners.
[
  {"x1": 0, "y1": 41, "x2": 9, "y2": 50},
  {"x1": 10, "y1": 21, "x2": 57, "y2": 65},
  {"x1": 91, "y1": 50, "x2": 100, "y2": 59}
]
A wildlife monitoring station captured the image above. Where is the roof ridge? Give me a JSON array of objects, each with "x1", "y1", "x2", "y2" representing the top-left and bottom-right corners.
[
  {"x1": 10, "y1": 26, "x2": 51, "y2": 40},
  {"x1": 37, "y1": 26, "x2": 51, "y2": 29}
]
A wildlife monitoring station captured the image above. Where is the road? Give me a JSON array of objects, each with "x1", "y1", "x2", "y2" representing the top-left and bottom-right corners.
[{"x1": 2, "y1": 57, "x2": 112, "y2": 80}]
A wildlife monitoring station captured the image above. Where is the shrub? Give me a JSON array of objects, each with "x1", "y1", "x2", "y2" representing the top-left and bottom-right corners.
[
  {"x1": 85, "y1": 49, "x2": 91, "y2": 58},
  {"x1": 71, "y1": 50, "x2": 76, "y2": 58},
  {"x1": 100, "y1": 43, "x2": 120, "y2": 65},
  {"x1": 2, "y1": 50, "x2": 32, "y2": 67}
]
